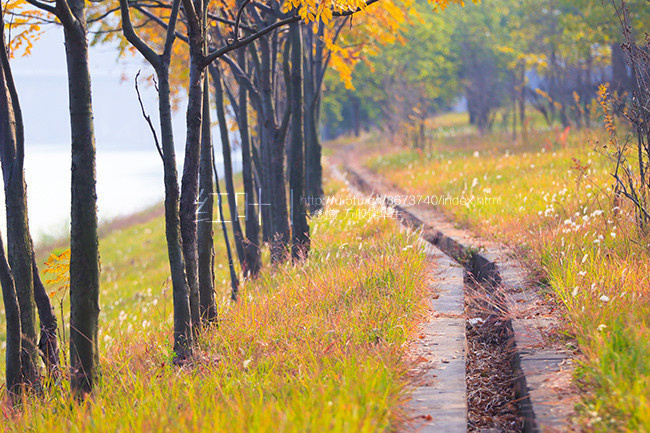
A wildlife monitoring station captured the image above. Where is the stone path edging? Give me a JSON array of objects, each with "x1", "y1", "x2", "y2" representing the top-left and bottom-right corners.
[{"x1": 339, "y1": 163, "x2": 575, "y2": 433}]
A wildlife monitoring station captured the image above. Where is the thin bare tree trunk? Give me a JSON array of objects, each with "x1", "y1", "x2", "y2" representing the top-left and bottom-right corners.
[
  {"x1": 180, "y1": 49, "x2": 204, "y2": 329},
  {"x1": 210, "y1": 66, "x2": 248, "y2": 275},
  {"x1": 289, "y1": 22, "x2": 310, "y2": 260},
  {"x1": 198, "y1": 74, "x2": 217, "y2": 323},
  {"x1": 63, "y1": 0, "x2": 100, "y2": 396},
  {"x1": 303, "y1": 24, "x2": 324, "y2": 214},
  {"x1": 259, "y1": 39, "x2": 290, "y2": 263},
  {"x1": 213, "y1": 149, "x2": 240, "y2": 300},
  {"x1": 119, "y1": 0, "x2": 193, "y2": 361},
  {"x1": 0, "y1": 14, "x2": 39, "y2": 387},
  {"x1": 0, "y1": 231, "x2": 21, "y2": 397},
  {"x1": 236, "y1": 52, "x2": 262, "y2": 277},
  {"x1": 159, "y1": 71, "x2": 193, "y2": 358},
  {"x1": 0, "y1": 10, "x2": 22, "y2": 393}
]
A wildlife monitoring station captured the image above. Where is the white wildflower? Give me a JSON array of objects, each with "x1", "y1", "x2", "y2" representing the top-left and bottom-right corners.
[
  {"x1": 599, "y1": 295, "x2": 610, "y2": 302},
  {"x1": 468, "y1": 318, "x2": 485, "y2": 326}
]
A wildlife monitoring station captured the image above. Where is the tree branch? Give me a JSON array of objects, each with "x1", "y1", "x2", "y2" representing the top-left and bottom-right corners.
[
  {"x1": 162, "y1": 0, "x2": 182, "y2": 60},
  {"x1": 202, "y1": 0, "x2": 381, "y2": 69},
  {"x1": 233, "y1": 0, "x2": 252, "y2": 41},
  {"x1": 202, "y1": 14, "x2": 299, "y2": 68},
  {"x1": 134, "y1": 3, "x2": 189, "y2": 45},
  {"x1": 54, "y1": 0, "x2": 76, "y2": 28},
  {"x1": 24, "y1": 0, "x2": 56, "y2": 16},
  {"x1": 135, "y1": 70, "x2": 164, "y2": 161},
  {"x1": 119, "y1": 0, "x2": 161, "y2": 68}
]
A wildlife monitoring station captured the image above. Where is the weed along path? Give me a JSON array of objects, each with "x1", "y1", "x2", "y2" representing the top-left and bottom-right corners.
[{"x1": 330, "y1": 143, "x2": 578, "y2": 433}]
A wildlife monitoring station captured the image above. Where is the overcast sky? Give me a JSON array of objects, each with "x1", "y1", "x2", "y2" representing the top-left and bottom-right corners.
[{"x1": 11, "y1": 26, "x2": 189, "y2": 154}]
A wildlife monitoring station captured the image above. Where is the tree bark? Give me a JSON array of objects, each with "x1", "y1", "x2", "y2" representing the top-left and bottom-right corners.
[
  {"x1": 289, "y1": 22, "x2": 310, "y2": 260},
  {"x1": 302, "y1": 26, "x2": 324, "y2": 215},
  {"x1": 198, "y1": 73, "x2": 217, "y2": 324},
  {"x1": 210, "y1": 66, "x2": 248, "y2": 275},
  {"x1": 0, "y1": 232, "x2": 21, "y2": 396},
  {"x1": 259, "y1": 39, "x2": 290, "y2": 263},
  {"x1": 158, "y1": 70, "x2": 193, "y2": 359},
  {"x1": 213, "y1": 156, "x2": 240, "y2": 301},
  {"x1": 0, "y1": 13, "x2": 22, "y2": 393},
  {"x1": 1, "y1": 6, "x2": 60, "y2": 380},
  {"x1": 236, "y1": 52, "x2": 262, "y2": 277},
  {"x1": 63, "y1": 0, "x2": 101, "y2": 397},
  {"x1": 0, "y1": 16, "x2": 39, "y2": 387},
  {"x1": 518, "y1": 63, "x2": 526, "y2": 142},
  {"x1": 179, "y1": 48, "x2": 204, "y2": 329}
]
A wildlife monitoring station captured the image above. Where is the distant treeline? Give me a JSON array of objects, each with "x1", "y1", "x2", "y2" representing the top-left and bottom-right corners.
[{"x1": 322, "y1": 0, "x2": 650, "y2": 141}]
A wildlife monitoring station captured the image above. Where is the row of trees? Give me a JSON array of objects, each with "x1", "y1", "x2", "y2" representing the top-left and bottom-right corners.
[
  {"x1": 323, "y1": 0, "x2": 650, "y2": 140},
  {"x1": 0, "y1": 0, "x2": 466, "y2": 402}
]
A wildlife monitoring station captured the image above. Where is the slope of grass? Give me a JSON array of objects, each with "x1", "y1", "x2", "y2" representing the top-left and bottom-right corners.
[
  {"x1": 367, "y1": 121, "x2": 650, "y2": 431},
  {"x1": 1, "y1": 179, "x2": 428, "y2": 432}
]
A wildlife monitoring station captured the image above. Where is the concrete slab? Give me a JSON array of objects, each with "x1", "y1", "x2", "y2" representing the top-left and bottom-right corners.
[{"x1": 407, "y1": 245, "x2": 467, "y2": 433}]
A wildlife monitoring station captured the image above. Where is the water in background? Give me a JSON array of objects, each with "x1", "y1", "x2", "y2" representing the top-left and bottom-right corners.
[{"x1": 3, "y1": 27, "x2": 238, "y2": 243}]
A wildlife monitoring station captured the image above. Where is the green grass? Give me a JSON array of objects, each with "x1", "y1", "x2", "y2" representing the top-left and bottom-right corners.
[
  {"x1": 1, "y1": 179, "x2": 428, "y2": 432},
  {"x1": 365, "y1": 117, "x2": 650, "y2": 432}
]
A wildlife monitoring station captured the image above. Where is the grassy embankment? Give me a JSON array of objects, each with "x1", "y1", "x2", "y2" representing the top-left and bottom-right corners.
[
  {"x1": 1, "y1": 178, "x2": 428, "y2": 432},
  {"x1": 366, "y1": 112, "x2": 650, "y2": 432}
]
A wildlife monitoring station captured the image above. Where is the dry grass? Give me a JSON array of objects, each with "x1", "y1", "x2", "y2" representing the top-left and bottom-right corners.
[{"x1": 1, "y1": 179, "x2": 429, "y2": 432}]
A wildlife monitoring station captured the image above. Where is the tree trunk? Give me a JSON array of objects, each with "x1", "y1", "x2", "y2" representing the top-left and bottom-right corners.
[
  {"x1": 210, "y1": 66, "x2": 248, "y2": 276},
  {"x1": 158, "y1": 70, "x2": 193, "y2": 358},
  {"x1": 518, "y1": 63, "x2": 526, "y2": 141},
  {"x1": 236, "y1": 52, "x2": 261, "y2": 277},
  {"x1": 0, "y1": 15, "x2": 22, "y2": 393},
  {"x1": 213, "y1": 147, "x2": 239, "y2": 300},
  {"x1": 303, "y1": 32, "x2": 324, "y2": 215},
  {"x1": 63, "y1": 0, "x2": 100, "y2": 397},
  {"x1": 611, "y1": 42, "x2": 631, "y2": 94},
  {"x1": 289, "y1": 22, "x2": 310, "y2": 260},
  {"x1": 0, "y1": 20, "x2": 38, "y2": 387},
  {"x1": 259, "y1": 38, "x2": 290, "y2": 263},
  {"x1": 0, "y1": 8, "x2": 60, "y2": 379},
  {"x1": 0, "y1": 232, "x2": 21, "y2": 396},
  {"x1": 198, "y1": 74, "x2": 217, "y2": 324},
  {"x1": 179, "y1": 49, "x2": 204, "y2": 329}
]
